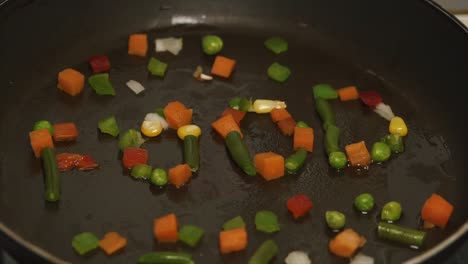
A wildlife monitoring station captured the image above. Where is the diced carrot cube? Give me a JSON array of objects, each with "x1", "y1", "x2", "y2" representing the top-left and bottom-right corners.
[
  {"x1": 293, "y1": 127, "x2": 314, "y2": 152},
  {"x1": 211, "y1": 56, "x2": 236, "y2": 78},
  {"x1": 345, "y1": 141, "x2": 371, "y2": 167},
  {"x1": 168, "y1": 164, "x2": 192, "y2": 188},
  {"x1": 211, "y1": 114, "x2": 243, "y2": 139},
  {"x1": 221, "y1": 108, "x2": 246, "y2": 125},
  {"x1": 219, "y1": 227, "x2": 248, "y2": 254},
  {"x1": 153, "y1": 213, "x2": 178, "y2": 243},
  {"x1": 254, "y1": 152, "x2": 285, "y2": 181},
  {"x1": 337, "y1": 86, "x2": 360, "y2": 101},
  {"x1": 99, "y1": 232, "x2": 127, "y2": 255},
  {"x1": 276, "y1": 117, "x2": 296, "y2": 136},
  {"x1": 128, "y1": 34, "x2": 148, "y2": 57},
  {"x1": 29, "y1": 129, "x2": 54, "y2": 158},
  {"x1": 270, "y1": 108, "x2": 292, "y2": 123},
  {"x1": 57, "y1": 68, "x2": 85, "y2": 96},
  {"x1": 163, "y1": 101, "x2": 192, "y2": 129},
  {"x1": 421, "y1": 193, "x2": 454, "y2": 228}
]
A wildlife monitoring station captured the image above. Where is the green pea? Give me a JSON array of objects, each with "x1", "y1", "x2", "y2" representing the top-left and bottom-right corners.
[
  {"x1": 329, "y1": 151, "x2": 347, "y2": 169},
  {"x1": 371, "y1": 142, "x2": 391, "y2": 162},
  {"x1": 325, "y1": 211, "x2": 346, "y2": 230},
  {"x1": 381, "y1": 201, "x2": 402, "y2": 221},
  {"x1": 202, "y1": 35, "x2": 223, "y2": 55},
  {"x1": 33, "y1": 120, "x2": 53, "y2": 134},
  {"x1": 150, "y1": 168, "x2": 168, "y2": 186},
  {"x1": 381, "y1": 134, "x2": 404, "y2": 153},
  {"x1": 354, "y1": 193, "x2": 375, "y2": 212},
  {"x1": 296, "y1": 121, "x2": 310, "y2": 128}
]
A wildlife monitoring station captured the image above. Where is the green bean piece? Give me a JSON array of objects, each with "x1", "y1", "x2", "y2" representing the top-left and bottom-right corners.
[
  {"x1": 381, "y1": 201, "x2": 402, "y2": 221},
  {"x1": 225, "y1": 131, "x2": 256, "y2": 176},
  {"x1": 229, "y1": 97, "x2": 242, "y2": 109},
  {"x1": 371, "y1": 142, "x2": 391, "y2": 162},
  {"x1": 138, "y1": 252, "x2": 194, "y2": 264},
  {"x1": 378, "y1": 222, "x2": 426, "y2": 247},
  {"x1": 239, "y1": 97, "x2": 253, "y2": 112},
  {"x1": 354, "y1": 193, "x2": 375, "y2": 212},
  {"x1": 33, "y1": 120, "x2": 53, "y2": 134},
  {"x1": 325, "y1": 211, "x2": 346, "y2": 230},
  {"x1": 329, "y1": 151, "x2": 347, "y2": 169},
  {"x1": 325, "y1": 124, "x2": 340, "y2": 154},
  {"x1": 313, "y1": 84, "x2": 338, "y2": 99},
  {"x1": 285, "y1": 148, "x2": 308, "y2": 173},
  {"x1": 315, "y1": 98, "x2": 335, "y2": 129},
  {"x1": 183, "y1": 135, "x2": 199, "y2": 172},
  {"x1": 248, "y1": 240, "x2": 279, "y2": 264},
  {"x1": 42, "y1": 147, "x2": 60, "y2": 202},
  {"x1": 150, "y1": 168, "x2": 168, "y2": 186},
  {"x1": 202, "y1": 35, "x2": 223, "y2": 55}
]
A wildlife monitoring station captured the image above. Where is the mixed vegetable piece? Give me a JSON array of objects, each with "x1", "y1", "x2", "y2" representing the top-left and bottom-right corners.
[{"x1": 27, "y1": 32, "x2": 457, "y2": 263}]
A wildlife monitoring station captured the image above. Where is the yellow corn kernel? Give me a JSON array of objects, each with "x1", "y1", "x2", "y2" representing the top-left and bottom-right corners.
[
  {"x1": 252, "y1": 99, "x2": 287, "y2": 113},
  {"x1": 177, "y1": 125, "x2": 201, "y2": 140},
  {"x1": 141, "y1": 120, "x2": 163, "y2": 137},
  {"x1": 389, "y1": 116, "x2": 408, "y2": 136}
]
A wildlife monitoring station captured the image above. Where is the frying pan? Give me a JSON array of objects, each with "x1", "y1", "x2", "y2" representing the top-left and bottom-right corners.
[{"x1": 0, "y1": 0, "x2": 467, "y2": 263}]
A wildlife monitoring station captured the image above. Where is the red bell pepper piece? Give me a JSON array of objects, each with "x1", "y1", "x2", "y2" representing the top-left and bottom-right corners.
[
  {"x1": 76, "y1": 155, "x2": 100, "y2": 171},
  {"x1": 89, "y1": 55, "x2": 111, "y2": 73},
  {"x1": 122, "y1": 147, "x2": 148, "y2": 169},
  {"x1": 56, "y1": 153, "x2": 82, "y2": 171},
  {"x1": 359, "y1": 90, "x2": 382, "y2": 107},
  {"x1": 287, "y1": 194, "x2": 313, "y2": 219},
  {"x1": 56, "y1": 153, "x2": 100, "y2": 171}
]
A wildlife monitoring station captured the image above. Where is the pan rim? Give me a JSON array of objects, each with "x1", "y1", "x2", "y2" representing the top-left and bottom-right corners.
[{"x1": 0, "y1": 0, "x2": 466, "y2": 263}]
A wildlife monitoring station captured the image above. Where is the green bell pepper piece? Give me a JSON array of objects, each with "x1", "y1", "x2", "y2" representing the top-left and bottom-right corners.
[
  {"x1": 89, "y1": 73, "x2": 115, "y2": 96},
  {"x1": 255, "y1": 210, "x2": 280, "y2": 233},
  {"x1": 179, "y1": 225, "x2": 205, "y2": 247}
]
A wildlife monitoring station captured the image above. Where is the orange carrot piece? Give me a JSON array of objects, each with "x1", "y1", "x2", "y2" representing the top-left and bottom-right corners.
[
  {"x1": 168, "y1": 164, "x2": 192, "y2": 188},
  {"x1": 99, "y1": 232, "x2": 127, "y2": 255},
  {"x1": 293, "y1": 127, "x2": 314, "y2": 152},
  {"x1": 211, "y1": 114, "x2": 243, "y2": 139},
  {"x1": 211, "y1": 56, "x2": 236, "y2": 78},
  {"x1": 337, "y1": 86, "x2": 360, "y2": 101},
  {"x1": 221, "y1": 108, "x2": 246, "y2": 125},
  {"x1": 128, "y1": 34, "x2": 148, "y2": 57},
  {"x1": 254, "y1": 152, "x2": 285, "y2": 181},
  {"x1": 219, "y1": 227, "x2": 248, "y2": 254},
  {"x1": 329, "y1": 228, "x2": 366, "y2": 258},
  {"x1": 29, "y1": 129, "x2": 54, "y2": 158},
  {"x1": 421, "y1": 193, "x2": 454, "y2": 228},
  {"x1": 57, "y1": 68, "x2": 85, "y2": 96},
  {"x1": 153, "y1": 213, "x2": 179, "y2": 243},
  {"x1": 163, "y1": 101, "x2": 193, "y2": 129},
  {"x1": 270, "y1": 108, "x2": 292, "y2": 123},
  {"x1": 52, "y1": 122, "x2": 79, "y2": 142},
  {"x1": 345, "y1": 141, "x2": 371, "y2": 167},
  {"x1": 276, "y1": 117, "x2": 296, "y2": 136}
]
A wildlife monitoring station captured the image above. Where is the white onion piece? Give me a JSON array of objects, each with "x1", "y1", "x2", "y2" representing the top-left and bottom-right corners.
[
  {"x1": 374, "y1": 102, "x2": 395, "y2": 121},
  {"x1": 155, "y1": 37, "x2": 183, "y2": 55},
  {"x1": 144, "y1": 113, "x2": 169, "y2": 130},
  {"x1": 126, "y1": 80, "x2": 145, "y2": 94},
  {"x1": 284, "y1": 251, "x2": 311, "y2": 264},
  {"x1": 200, "y1": 73, "x2": 213, "y2": 80},
  {"x1": 350, "y1": 253, "x2": 374, "y2": 264}
]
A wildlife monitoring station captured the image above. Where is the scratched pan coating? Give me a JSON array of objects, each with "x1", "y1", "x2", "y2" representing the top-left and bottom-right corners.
[{"x1": 0, "y1": 0, "x2": 467, "y2": 263}]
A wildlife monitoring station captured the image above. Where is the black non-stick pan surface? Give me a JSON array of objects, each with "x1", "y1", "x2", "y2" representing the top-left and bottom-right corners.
[{"x1": 0, "y1": 0, "x2": 467, "y2": 263}]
